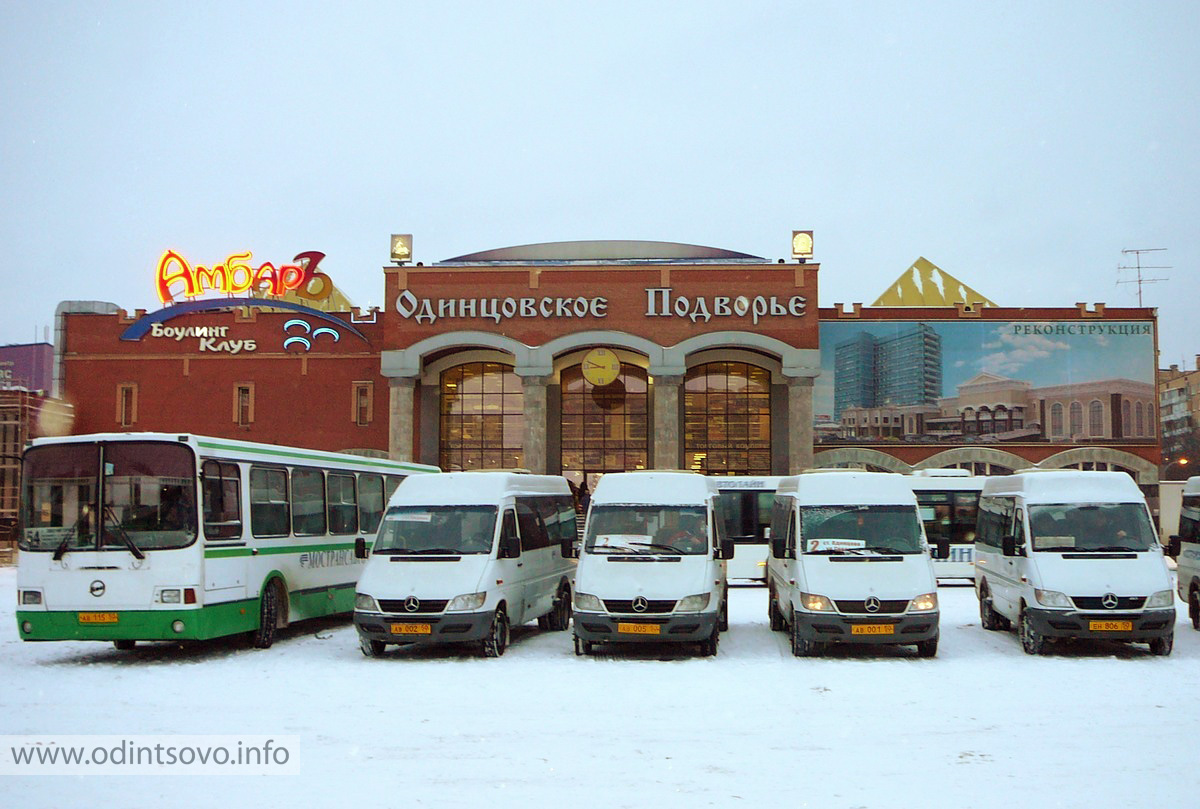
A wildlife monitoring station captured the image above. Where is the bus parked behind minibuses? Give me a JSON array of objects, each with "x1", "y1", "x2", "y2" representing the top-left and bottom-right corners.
[
  {"x1": 974, "y1": 469, "x2": 1174, "y2": 655},
  {"x1": 1166, "y1": 475, "x2": 1200, "y2": 630},
  {"x1": 766, "y1": 470, "x2": 941, "y2": 657},
  {"x1": 352, "y1": 472, "x2": 576, "y2": 658},
  {"x1": 16, "y1": 433, "x2": 438, "y2": 650},
  {"x1": 907, "y1": 469, "x2": 985, "y2": 583},
  {"x1": 572, "y1": 471, "x2": 732, "y2": 657},
  {"x1": 710, "y1": 476, "x2": 782, "y2": 585}
]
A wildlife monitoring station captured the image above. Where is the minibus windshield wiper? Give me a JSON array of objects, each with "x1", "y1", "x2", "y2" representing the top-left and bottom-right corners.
[
  {"x1": 386, "y1": 547, "x2": 463, "y2": 555},
  {"x1": 805, "y1": 547, "x2": 870, "y2": 556},
  {"x1": 625, "y1": 542, "x2": 683, "y2": 554},
  {"x1": 866, "y1": 546, "x2": 912, "y2": 555},
  {"x1": 1090, "y1": 545, "x2": 1144, "y2": 553}
]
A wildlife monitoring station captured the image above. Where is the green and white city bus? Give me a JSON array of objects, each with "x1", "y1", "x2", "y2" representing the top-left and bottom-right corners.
[{"x1": 15, "y1": 433, "x2": 438, "y2": 649}]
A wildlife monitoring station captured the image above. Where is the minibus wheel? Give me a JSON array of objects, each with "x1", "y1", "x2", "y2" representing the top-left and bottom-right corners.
[
  {"x1": 978, "y1": 584, "x2": 1008, "y2": 631},
  {"x1": 359, "y1": 637, "x2": 386, "y2": 658},
  {"x1": 1190, "y1": 589, "x2": 1199, "y2": 630},
  {"x1": 482, "y1": 608, "x2": 509, "y2": 657},
  {"x1": 790, "y1": 611, "x2": 818, "y2": 657},
  {"x1": 700, "y1": 627, "x2": 719, "y2": 657},
  {"x1": 113, "y1": 640, "x2": 136, "y2": 651},
  {"x1": 718, "y1": 599, "x2": 729, "y2": 632},
  {"x1": 1018, "y1": 608, "x2": 1046, "y2": 655},
  {"x1": 573, "y1": 634, "x2": 593, "y2": 656},
  {"x1": 768, "y1": 596, "x2": 785, "y2": 631},
  {"x1": 916, "y1": 635, "x2": 938, "y2": 658},
  {"x1": 542, "y1": 585, "x2": 572, "y2": 631},
  {"x1": 1148, "y1": 633, "x2": 1173, "y2": 656}
]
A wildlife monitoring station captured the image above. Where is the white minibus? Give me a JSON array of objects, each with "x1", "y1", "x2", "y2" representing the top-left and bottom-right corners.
[
  {"x1": 571, "y1": 471, "x2": 732, "y2": 656},
  {"x1": 353, "y1": 472, "x2": 577, "y2": 657},
  {"x1": 974, "y1": 469, "x2": 1175, "y2": 655},
  {"x1": 710, "y1": 476, "x2": 782, "y2": 585},
  {"x1": 1165, "y1": 475, "x2": 1200, "y2": 630},
  {"x1": 766, "y1": 470, "x2": 941, "y2": 657},
  {"x1": 907, "y1": 469, "x2": 985, "y2": 582}
]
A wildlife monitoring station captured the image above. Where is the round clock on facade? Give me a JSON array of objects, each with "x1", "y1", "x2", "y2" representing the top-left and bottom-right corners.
[{"x1": 581, "y1": 347, "x2": 621, "y2": 386}]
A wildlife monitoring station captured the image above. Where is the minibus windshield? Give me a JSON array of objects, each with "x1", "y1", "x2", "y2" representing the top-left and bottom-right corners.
[
  {"x1": 799, "y1": 505, "x2": 923, "y2": 554},
  {"x1": 1028, "y1": 503, "x2": 1157, "y2": 552},
  {"x1": 375, "y1": 506, "x2": 497, "y2": 554},
  {"x1": 585, "y1": 505, "x2": 709, "y2": 555}
]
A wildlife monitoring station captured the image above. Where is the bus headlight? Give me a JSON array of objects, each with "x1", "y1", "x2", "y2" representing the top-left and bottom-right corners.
[
  {"x1": 157, "y1": 588, "x2": 182, "y2": 604},
  {"x1": 355, "y1": 593, "x2": 380, "y2": 612},
  {"x1": 909, "y1": 592, "x2": 939, "y2": 613},
  {"x1": 20, "y1": 590, "x2": 42, "y2": 606},
  {"x1": 574, "y1": 592, "x2": 603, "y2": 612},
  {"x1": 1034, "y1": 589, "x2": 1072, "y2": 609},
  {"x1": 676, "y1": 593, "x2": 711, "y2": 612},
  {"x1": 801, "y1": 593, "x2": 835, "y2": 612},
  {"x1": 1146, "y1": 590, "x2": 1174, "y2": 608},
  {"x1": 447, "y1": 592, "x2": 486, "y2": 611}
]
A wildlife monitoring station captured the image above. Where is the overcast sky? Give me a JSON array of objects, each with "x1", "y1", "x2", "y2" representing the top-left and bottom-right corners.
[{"x1": 2, "y1": 1, "x2": 1197, "y2": 367}]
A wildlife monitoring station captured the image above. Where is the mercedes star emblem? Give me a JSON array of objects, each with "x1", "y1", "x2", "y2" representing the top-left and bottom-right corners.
[
  {"x1": 865, "y1": 596, "x2": 880, "y2": 613},
  {"x1": 1101, "y1": 593, "x2": 1119, "y2": 610},
  {"x1": 404, "y1": 596, "x2": 421, "y2": 613},
  {"x1": 632, "y1": 596, "x2": 648, "y2": 613}
]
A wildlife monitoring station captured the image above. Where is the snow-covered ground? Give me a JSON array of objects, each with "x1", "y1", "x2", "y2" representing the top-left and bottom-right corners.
[{"x1": 2, "y1": 566, "x2": 1197, "y2": 808}]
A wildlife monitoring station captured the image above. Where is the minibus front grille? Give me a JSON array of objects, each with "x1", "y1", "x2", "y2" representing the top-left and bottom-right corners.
[
  {"x1": 603, "y1": 599, "x2": 676, "y2": 614},
  {"x1": 1070, "y1": 596, "x2": 1146, "y2": 611},
  {"x1": 834, "y1": 599, "x2": 908, "y2": 614},
  {"x1": 378, "y1": 599, "x2": 449, "y2": 614}
]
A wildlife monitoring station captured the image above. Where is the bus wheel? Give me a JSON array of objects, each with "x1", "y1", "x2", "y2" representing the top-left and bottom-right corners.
[
  {"x1": 113, "y1": 639, "x2": 136, "y2": 651},
  {"x1": 481, "y1": 608, "x2": 509, "y2": 657},
  {"x1": 359, "y1": 637, "x2": 386, "y2": 658},
  {"x1": 1018, "y1": 609, "x2": 1046, "y2": 655},
  {"x1": 545, "y1": 585, "x2": 572, "y2": 631},
  {"x1": 252, "y1": 582, "x2": 281, "y2": 649},
  {"x1": 1190, "y1": 590, "x2": 1199, "y2": 631},
  {"x1": 1149, "y1": 632, "x2": 1174, "y2": 656}
]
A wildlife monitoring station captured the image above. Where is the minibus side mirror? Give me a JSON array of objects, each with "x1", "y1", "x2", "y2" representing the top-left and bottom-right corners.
[
  {"x1": 1002, "y1": 535, "x2": 1023, "y2": 557},
  {"x1": 562, "y1": 536, "x2": 578, "y2": 559},
  {"x1": 932, "y1": 539, "x2": 950, "y2": 560},
  {"x1": 1166, "y1": 536, "x2": 1182, "y2": 558},
  {"x1": 717, "y1": 537, "x2": 735, "y2": 560},
  {"x1": 498, "y1": 516, "x2": 521, "y2": 559},
  {"x1": 354, "y1": 537, "x2": 369, "y2": 559}
]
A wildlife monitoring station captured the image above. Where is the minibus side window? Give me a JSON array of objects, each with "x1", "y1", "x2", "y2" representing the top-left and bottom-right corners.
[
  {"x1": 976, "y1": 497, "x2": 1013, "y2": 549},
  {"x1": 769, "y1": 496, "x2": 790, "y2": 559},
  {"x1": 1011, "y1": 509, "x2": 1026, "y2": 549},
  {"x1": 515, "y1": 498, "x2": 549, "y2": 551}
]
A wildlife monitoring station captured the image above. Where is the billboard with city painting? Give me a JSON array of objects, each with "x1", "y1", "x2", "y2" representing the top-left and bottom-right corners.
[{"x1": 814, "y1": 319, "x2": 1157, "y2": 445}]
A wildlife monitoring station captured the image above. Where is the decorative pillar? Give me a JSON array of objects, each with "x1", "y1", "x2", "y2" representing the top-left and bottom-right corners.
[
  {"x1": 787, "y1": 376, "x2": 815, "y2": 473},
  {"x1": 521, "y1": 374, "x2": 551, "y2": 474},
  {"x1": 388, "y1": 377, "x2": 417, "y2": 462},
  {"x1": 653, "y1": 374, "x2": 684, "y2": 470}
]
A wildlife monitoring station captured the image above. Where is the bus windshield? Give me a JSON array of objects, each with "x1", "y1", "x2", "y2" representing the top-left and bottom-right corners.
[
  {"x1": 20, "y1": 442, "x2": 198, "y2": 553},
  {"x1": 1028, "y1": 503, "x2": 1157, "y2": 552},
  {"x1": 585, "y1": 505, "x2": 709, "y2": 555},
  {"x1": 374, "y1": 506, "x2": 497, "y2": 555},
  {"x1": 799, "y1": 505, "x2": 923, "y2": 554}
]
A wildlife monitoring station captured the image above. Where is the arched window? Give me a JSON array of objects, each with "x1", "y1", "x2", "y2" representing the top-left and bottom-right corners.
[
  {"x1": 439, "y1": 362, "x2": 524, "y2": 471},
  {"x1": 684, "y1": 362, "x2": 772, "y2": 475},
  {"x1": 1122, "y1": 400, "x2": 1131, "y2": 436},
  {"x1": 1088, "y1": 400, "x2": 1104, "y2": 437},
  {"x1": 560, "y1": 363, "x2": 648, "y2": 480},
  {"x1": 1069, "y1": 402, "x2": 1083, "y2": 436},
  {"x1": 1135, "y1": 402, "x2": 1144, "y2": 436},
  {"x1": 1050, "y1": 403, "x2": 1064, "y2": 437}
]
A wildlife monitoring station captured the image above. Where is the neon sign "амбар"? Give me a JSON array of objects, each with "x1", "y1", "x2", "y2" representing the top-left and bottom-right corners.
[{"x1": 156, "y1": 250, "x2": 326, "y2": 303}]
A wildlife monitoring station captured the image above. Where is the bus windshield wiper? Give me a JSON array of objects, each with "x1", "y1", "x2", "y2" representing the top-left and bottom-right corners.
[
  {"x1": 52, "y1": 513, "x2": 89, "y2": 561},
  {"x1": 104, "y1": 506, "x2": 146, "y2": 560}
]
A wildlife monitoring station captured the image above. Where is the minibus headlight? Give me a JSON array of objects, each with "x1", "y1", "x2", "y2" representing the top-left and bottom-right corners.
[
  {"x1": 355, "y1": 593, "x2": 380, "y2": 612},
  {"x1": 909, "y1": 592, "x2": 938, "y2": 613},
  {"x1": 1034, "y1": 589, "x2": 1072, "y2": 609},
  {"x1": 574, "y1": 592, "x2": 603, "y2": 612},
  {"x1": 20, "y1": 590, "x2": 42, "y2": 606},
  {"x1": 801, "y1": 593, "x2": 835, "y2": 612},
  {"x1": 676, "y1": 593, "x2": 711, "y2": 613},
  {"x1": 447, "y1": 592, "x2": 487, "y2": 612},
  {"x1": 1146, "y1": 590, "x2": 1174, "y2": 608}
]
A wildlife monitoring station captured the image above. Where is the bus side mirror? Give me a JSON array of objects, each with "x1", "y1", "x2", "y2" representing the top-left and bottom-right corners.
[
  {"x1": 1167, "y1": 536, "x2": 1182, "y2": 558},
  {"x1": 354, "y1": 537, "x2": 369, "y2": 559}
]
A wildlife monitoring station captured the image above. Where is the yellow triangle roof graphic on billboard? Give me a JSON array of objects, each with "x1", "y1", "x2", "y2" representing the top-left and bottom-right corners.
[{"x1": 871, "y1": 257, "x2": 997, "y2": 307}]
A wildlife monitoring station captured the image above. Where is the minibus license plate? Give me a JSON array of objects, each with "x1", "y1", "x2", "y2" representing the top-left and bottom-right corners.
[
  {"x1": 390, "y1": 623, "x2": 431, "y2": 635},
  {"x1": 78, "y1": 612, "x2": 119, "y2": 624},
  {"x1": 851, "y1": 624, "x2": 894, "y2": 635},
  {"x1": 1089, "y1": 620, "x2": 1132, "y2": 632},
  {"x1": 617, "y1": 622, "x2": 660, "y2": 635}
]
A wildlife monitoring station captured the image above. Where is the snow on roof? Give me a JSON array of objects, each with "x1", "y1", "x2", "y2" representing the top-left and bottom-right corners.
[
  {"x1": 591, "y1": 471, "x2": 713, "y2": 505},
  {"x1": 389, "y1": 471, "x2": 569, "y2": 506},
  {"x1": 776, "y1": 471, "x2": 918, "y2": 506},
  {"x1": 981, "y1": 470, "x2": 1145, "y2": 504}
]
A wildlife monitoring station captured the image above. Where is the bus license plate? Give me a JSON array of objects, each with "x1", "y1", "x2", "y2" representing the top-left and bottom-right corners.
[
  {"x1": 1089, "y1": 620, "x2": 1132, "y2": 632},
  {"x1": 390, "y1": 623, "x2": 431, "y2": 635},
  {"x1": 78, "y1": 612, "x2": 119, "y2": 624},
  {"x1": 617, "y1": 623, "x2": 660, "y2": 635},
  {"x1": 851, "y1": 624, "x2": 894, "y2": 635}
]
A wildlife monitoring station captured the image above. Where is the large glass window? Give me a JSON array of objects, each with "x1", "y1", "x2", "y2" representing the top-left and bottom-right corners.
[
  {"x1": 291, "y1": 468, "x2": 327, "y2": 536},
  {"x1": 684, "y1": 362, "x2": 772, "y2": 476},
  {"x1": 560, "y1": 363, "x2": 648, "y2": 484},
  {"x1": 250, "y1": 467, "x2": 289, "y2": 537},
  {"x1": 202, "y1": 460, "x2": 242, "y2": 539},
  {"x1": 440, "y1": 362, "x2": 524, "y2": 471}
]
